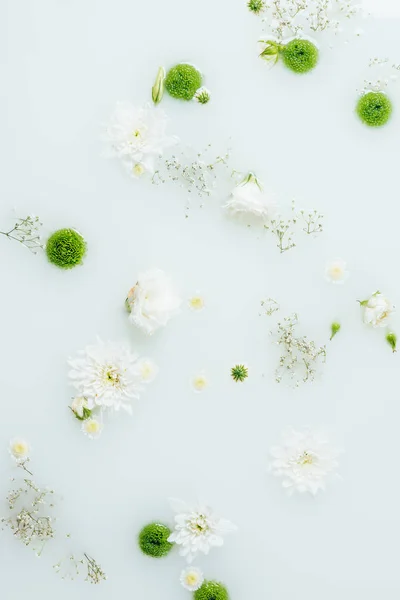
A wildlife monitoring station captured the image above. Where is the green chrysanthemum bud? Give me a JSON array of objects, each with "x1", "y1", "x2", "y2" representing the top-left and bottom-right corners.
[
  {"x1": 281, "y1": 39, "x2": 319, "y2": 74},
  {"x1": 194, "y1": 87, "x2": 211, "y2": 105},
  {"x1": 45, "y1": 228, "x2": 86, "y2": 270},
  {"x1": 330, "y1": 322, "x2": 341, "y2": 341},
  {"x1": 138, "y1": 523, "x2": 173, "y2": 558},
  {"x1": 194, "y1": 581, "x2": 230, "y2": 600},
  {"x1": 231, "y1": 364, "x2": 248, "y2": 382},
  {"x1": 165, "y1": 64, "x2": 202, "y2": 101},
  {"x1": 247, "y1": 0, "x2": 265, "y2": 15},
  {"x1": 386, "y1": 332, "x2": 397, "y2": 353},
  {"x1": 356, "y1": 91, "x2": 392, "y2": 127},
  {"x1": 152, "y1": 66, "x2": 165, "y2": 105}
]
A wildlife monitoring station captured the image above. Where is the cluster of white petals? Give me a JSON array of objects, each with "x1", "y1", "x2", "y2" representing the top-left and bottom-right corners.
[
  {"x1": 362, "y1": 291, "x2": 394, "y2": 328},
  {"x1": 126, "y1": 269, "x2": 182, "y2": 335},
  {"x1": 225, "y1": 173, "x2": 276, "y2": 221}
]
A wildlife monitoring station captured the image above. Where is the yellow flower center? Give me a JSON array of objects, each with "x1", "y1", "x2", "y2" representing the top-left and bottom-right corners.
[
  {"x1": 140, "y1": 363, "x2": 152, "y2": 380},
  {"x1": 186, "y1": 573, "x2": 198, "y2": 586},
  {"x1": 13, "y1": 442, "x2": 27, "y2": 455},
  {"x1": 133, "y1": 163, "x2": 145, "y2": 176},
  {"x1": 86, "y1": 421, "x2": 100, "y2": 434},
  {"x1": 189, "y1": 296, "x2": 205, "y2": 310},
  {"x1": 298, "y1": 451, "x2": 314, "y2": 466},
  {"x1": 193, "y1": 376, "x2": 207, "y2": 391}
]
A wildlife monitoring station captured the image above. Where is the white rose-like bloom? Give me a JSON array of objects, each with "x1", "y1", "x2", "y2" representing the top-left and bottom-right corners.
[
  {"x1": 325, "y1": 258, "x2": 349, "y2": 284},
  {"x1": 126, "y1": 269, "x2": 182, "y2": 335},
  {"x1": 106, "y1": 102, "x2": 177, "y2": 177},
  {"x1": 70, "y1": 396, "x2": 89, "y2": 419},
  {"x1": 68, "y1": 339, "x2": 148, "y2": 413},
  {"x1": 362, "y1": 291, "x2": 394, "y2": 328},
  {"x1": 225, "y1": 172, "x2": 276, "y2": 221},
  {"x1": 270, "y1": 429, "x2": 340, "y2": 496},
  {"x1": 167, "y1": 498, "x2": 237, "y2": 563},
  {"x1": 180, "y1": 567, "x2": 204, "y2": 591},
  {"x1": 9, "y1": 438, "x2": 30, "y2": 462}
]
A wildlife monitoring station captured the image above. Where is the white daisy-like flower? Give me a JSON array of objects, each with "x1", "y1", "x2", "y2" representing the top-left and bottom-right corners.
[
  {"x1": 191, "y1": 373, "x2": 208, "y2": 392},
  {"x1": 180, "y1": 566, "x2": 204, "y2": 591},
  {"x1": 70, "y1": 396, "x2": 89, "y2": 419},
  {"x1": 188, "y1": 294, "x2": 205, "y2": 311},
  {"x1": 9, "y1": 438, "x2": 30, "y2": 462},
  {"x1": 325, "y1": 259, "x2": 349, "y2": 284},
  {"x1": 225, "y1": 172, "x2": 276, "y2": 221},
  {"x1": 137, "y1": 358, "x2": 158, "y2": 383},
  {"x1": 68, "y1": 339, "x2": 147, "y2": 413},
  {"x1": 82, "y1": 417, "x2": 103, "y2": 440},
  {"x1": 270, "y1": 429, "x2": 340, "y2": 496},
  {"x1": 126, "y1": 269, "x2": 182, "y2": 335},
  {"x1": 361, "y1": 291, "x2": 395, "y2": 328},
  {"x1": 106, "y1": 102, "x2": 177, "y2": 177},
  {"x1": 168, "y1": 498, "x2": 237, "y2": 563}
]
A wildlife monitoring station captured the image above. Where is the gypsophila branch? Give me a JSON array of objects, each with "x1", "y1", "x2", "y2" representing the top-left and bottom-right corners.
[
  {"x1": 272, "y1": 313, "x2": 326, "y2": 386},
  {"x1": 298, "y1": 209, "x2": 324, "y2": 235},
  {"x1": 0, "y1": 215, "x2": 43, "y2": 254},
  {"x1": 261, "y1": 298, "x2": 280, "y2": 316}
]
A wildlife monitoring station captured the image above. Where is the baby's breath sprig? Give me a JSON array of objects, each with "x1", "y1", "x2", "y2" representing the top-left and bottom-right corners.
[
  {"x1": 53, "y1": 553, "x2": 107, "y2": 584},
  {"x1": 261, "y1": 297, "x2": 280, "y2": 316},
  {"x1": 152, "y1": 145, "x2": 231, "y2": 201},
  {"x1": 231, "y1": 364, "x2": 249, "y2": 382},
  {"x1": 272, "y1": 313, "x2": 326, "y2": 386},
  {"x1": 0, "y1": 215, "x2": 43, "y2": 254},
  {"x1": 298, "y1": 209, "x2": 324, "y2": 235},
  {"x1": 264, "y1": 208, "x2": 297, "y2": 253}
]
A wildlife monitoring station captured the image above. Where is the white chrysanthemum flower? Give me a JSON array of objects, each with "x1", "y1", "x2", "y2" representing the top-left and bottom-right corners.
[
  {"x1": 180, "y1": 567, "x2": 204, "y2": 591},
  {"x1": 126, "y1": 269, "x2": 182, "y2": 335},
  {"x1": 188, "y1": 294, "x2": 205, "y2": 311},
  {"x1": 9, "y1": 438, "x2": 30, "y2": 461},
  {"x1": 70, "y1": 396, "x2": 89, "y2": 419},
  {"x1": 168, "y1": 498, "x2": 237, "y2": 563},
  {"x1": 137, "y1": 358, "x2": 158, "y2": 383},
  {"x1": 270, "y1": 429, "x2": 340, "y2": 496},
  {"x1": 192, "y1": 374, "x2": 208, "y2": 392},
  {"x1": 325, "y1": 258, "x2": 349, "y2": 284},
  {"x1": 361, "y1": 291, "x2": 395, "y2": 328},
  {"x1": 82, "y1": 418, "x2": 103, "y2": 440},
  {"x1": 106, "y1": 102, "x2": 177, "y2": 177},
  {"x1": 68, "y1": 339, "x2": 146, "y2": 413},
  {"x1": 225, "y1": 172, "x2": 276, "y2": 221}
]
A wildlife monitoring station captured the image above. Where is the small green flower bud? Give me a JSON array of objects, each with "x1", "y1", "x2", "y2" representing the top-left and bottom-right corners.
[
  {"x1": 152, "y1": 67, "x2": 165, "y2": 105},
  {"x1": 330, "y1": 322, "x2": 341, "y2": 341},
  {"x1": 231, "y1": 364, "x2": 248, "y2": 382},
  {"x1": 194, "y1": 87, "x2": 211, "y2": 105},
  {"x1": 247, "y1": 0, "x2": 265, "y2": 15},
  {"x1": 386, "y1": 332, "x2": 397, "y2": 353}
]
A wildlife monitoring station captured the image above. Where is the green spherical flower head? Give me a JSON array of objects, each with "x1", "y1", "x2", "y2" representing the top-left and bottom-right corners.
[
  {"x1": 138, "y1": 523, "x2": 173, "y2": 558},
  {"x1": 281, "y1": 39, "x2": 318, "y2": 74},
  {"x1": 356, "y1": 91, "x2": 392, "y2": 127},
  {"x1": 247, "y1": 0, "x2": 265, "y2": 14},
  {"x1": 165, "y1": 64, "x2": 202, "y2": 101},
  {"x1": 194, "y1": 581, "x2": 229, "y2": 600},
  {"x1": 46, "y1": 228, "x2": 86, "y2": 269}
]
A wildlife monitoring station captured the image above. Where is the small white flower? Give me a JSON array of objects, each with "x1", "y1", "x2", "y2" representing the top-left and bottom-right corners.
[
  {"x1": 188, "y1": 294, "x2": 205, "y2": 311},
  {"x1": 361, "y1": 291, "x2": 395, "y2": 328},
  {"x1": 70, "y1": 396, "x2": 89, "y2": 418},
  {"x1": 168, "y1": 498, "x2": 237, "y2": 563},
  {"x1": 105, "y1": 102, "x2": 177, "y2": 177},
  {"x1": 126, "y1": 269, "x2": 182, "y2": 335},
  {"x1": 137, "y1": 358, "x2": 158, "y2": 383},
  {"x1": 9, "y1": 438, "x2": 30, "y2": 461},
  {"x1": 68, "y1": 339, "x2": 149, "y2": 413},
  {"x1": 325, "y1": 258, "x2": 349, "y2": 284},
  {"x1": 180, "y1": 567, "x2": 204, "y2": 591},
  {"x1": 82, "y1": 418, "x2": 103, "y2": 440},
  {"x1": 192, "y1": 373, "x2": 208, "y2": 392},
  {"x1": 270, "y1": 429, "x2": 340, "y2": 496},
  {"x1": 225, "y1": 172, "x2": 276, "y2": 221}
]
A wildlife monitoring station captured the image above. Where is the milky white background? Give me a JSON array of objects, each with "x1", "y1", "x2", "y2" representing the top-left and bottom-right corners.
[{"x1": 1, "y1": 1, "x2": 400, "y2": 598}]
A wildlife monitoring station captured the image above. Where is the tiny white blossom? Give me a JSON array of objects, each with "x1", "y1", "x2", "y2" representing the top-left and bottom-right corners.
[
  {"x1": 126, "y1": 269, "x2": 182, "y2": 335},
  {"x1": 225, "y1": 172, "x2": 276, "y2": 221},
  {"x1": 361, "y1": 291, "x2": 394, "y2": 328},
  {"x1": 168, "y1": 498, "x2": 237, "y2": 563},
  {"x1": 191, "y1": 373, "x2": 208, "y2": 392},
  {"x1": 188, "y1": 294, "x2": 205, "y2": 311},
  {"x1": 270, "y1": 429, "x2": 340, "y2": 496},
  {"x1": 137, "y1": 358, "x2": 158, "y2": 383},
  {"x1": 180, "y1": 566, "x2": 204, "y2": 591},
  {"x1": 325, "y1": 258, "x2": 349, "y2": 284},
  {"x1": 82, "y1": 418, "x2": 103, "y2": 440},
  {"x1": 9, "y1": 438, "x2": 30, "y2": 462},
  {"x1": 105, "y1": 102, "x2": 177, "y2": 177}
]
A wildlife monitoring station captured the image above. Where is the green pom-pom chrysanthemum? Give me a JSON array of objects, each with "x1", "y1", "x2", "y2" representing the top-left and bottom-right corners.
[
  {"x1": 194, "y1": 581, "x2": 229, "y2": 600},
  {"x1": 165, "y1": 64, "x2": 202, "y2": 101},
  {"x1": 247, "y1": 0, "x2": 265, "y2": 14},
  {"x1": 231, "y1": 364, "x2": 248, "y2": 382},
  {"x1": 356, "y1": 91, "x2": 392, "y2": 127},
  {"x1": 45, "y1": 228, "x2": 86, "y2": 270},
  {"x1": 138, "y1": 523, "x2": 173, "y2": 558},
  {"x1": 281, "y1": 39, "x2": 318, "y2": 74}
]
